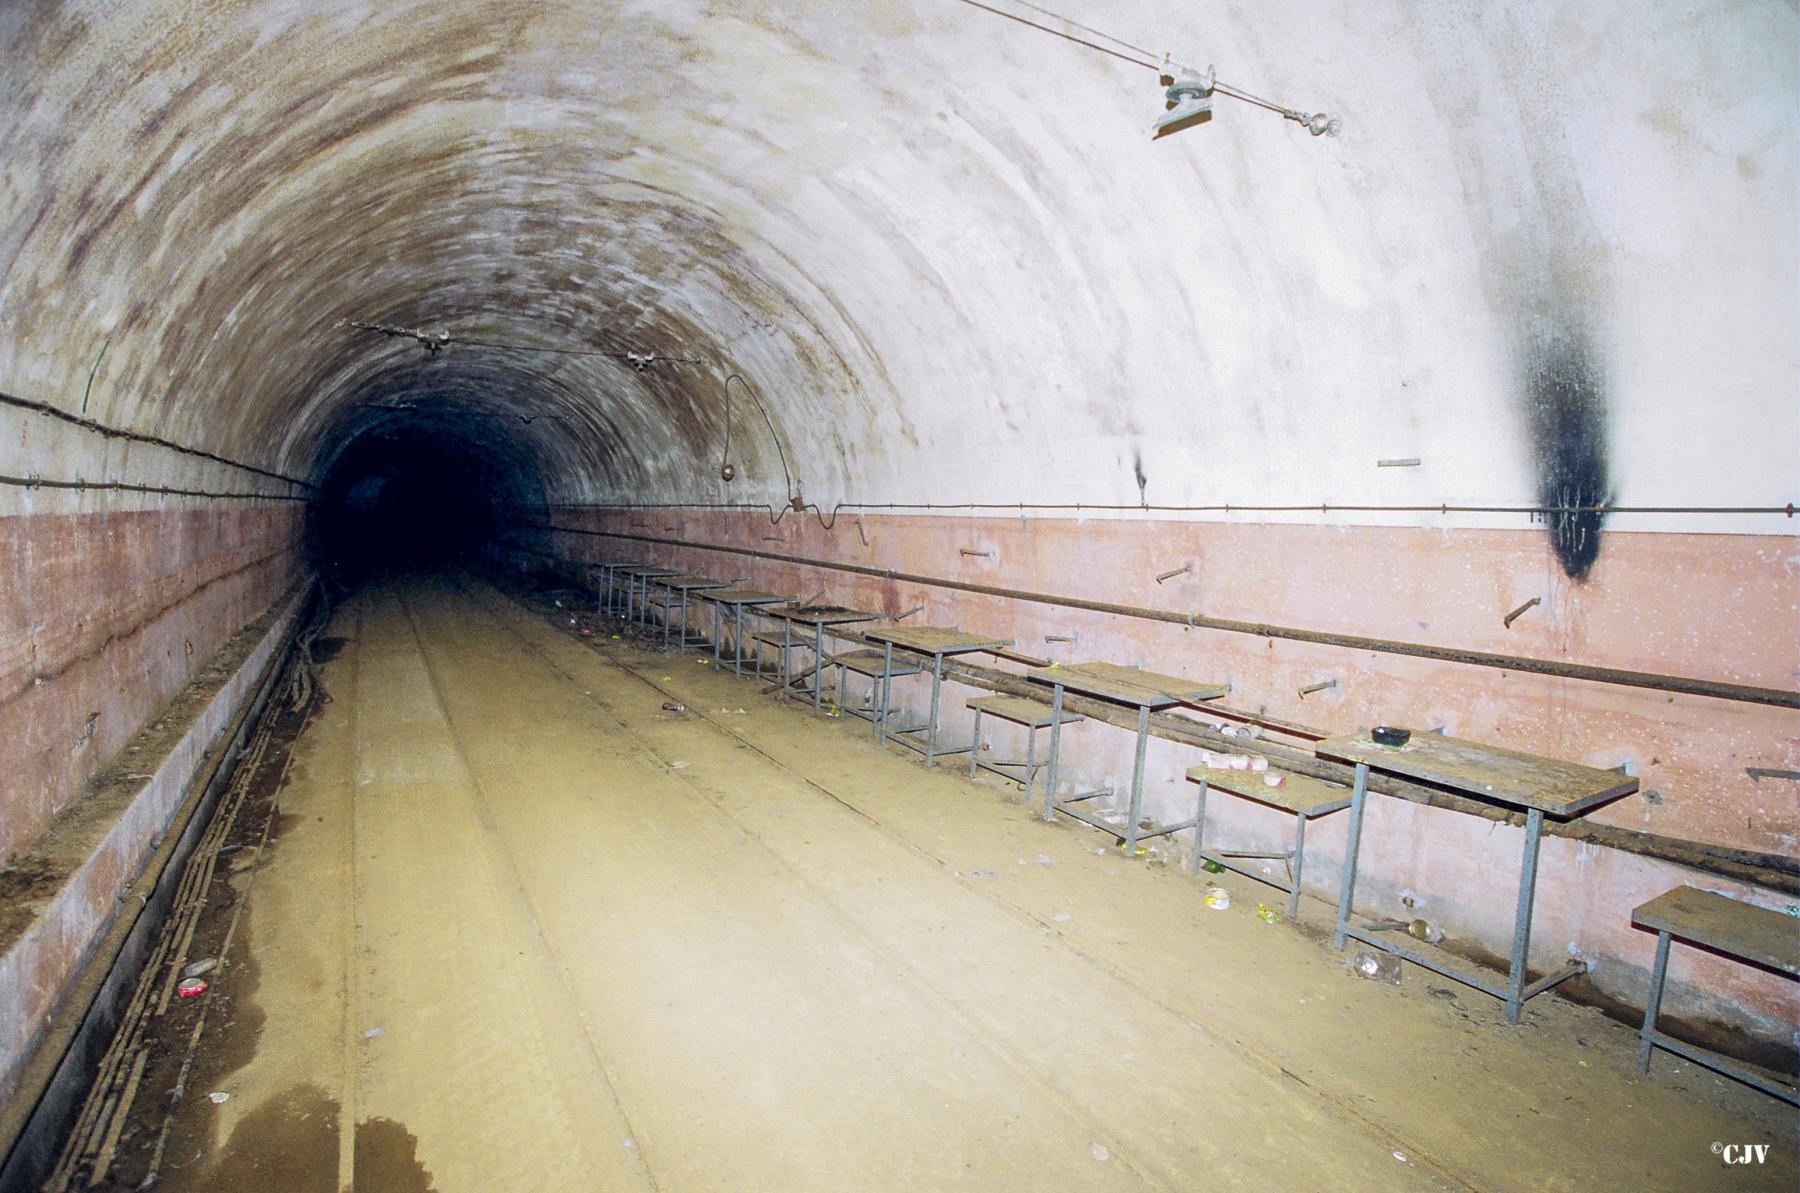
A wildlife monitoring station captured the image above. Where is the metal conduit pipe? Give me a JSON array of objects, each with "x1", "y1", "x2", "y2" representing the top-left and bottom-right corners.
[{"x1": 527, "y1": 524, "x2": 1800, "y2": 709}]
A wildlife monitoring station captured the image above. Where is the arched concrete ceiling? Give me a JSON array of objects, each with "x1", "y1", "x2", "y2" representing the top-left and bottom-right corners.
[{"x1": 1, "y1": 1, "x2": 1793, "y2": 520}]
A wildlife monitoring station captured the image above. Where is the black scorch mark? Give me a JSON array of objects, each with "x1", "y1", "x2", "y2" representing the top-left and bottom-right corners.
[
  {"x1": 1524, "y1": 330, "x2": 1610, "y2": 581},
  {"x1": 1133, "y1": 451, "x2": 1148, "y2": 505}
]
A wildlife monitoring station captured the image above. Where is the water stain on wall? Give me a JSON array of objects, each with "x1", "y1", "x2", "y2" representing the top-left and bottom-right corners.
[{"x1": 1522, "y1": 321, "x2": 1610, "y2": 581}]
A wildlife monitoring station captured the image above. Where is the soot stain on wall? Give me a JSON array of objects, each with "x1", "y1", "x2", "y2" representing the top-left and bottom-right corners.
[{"x1": 1523, "y1": 321, "x2": 1610, "y2": 581}]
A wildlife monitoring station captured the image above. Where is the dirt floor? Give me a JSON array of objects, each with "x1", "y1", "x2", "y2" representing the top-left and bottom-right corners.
[{"x1": 58, "y1": 573, "x2": 1796, "y2": 1191}]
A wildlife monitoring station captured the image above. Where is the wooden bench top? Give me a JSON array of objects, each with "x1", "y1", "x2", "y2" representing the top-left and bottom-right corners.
[
  {"x1": 1315, "y1": 730, "x2": 1637, "y2": 816},
  {"x1": 828, "y1": 649, "x2": 924, "y2": 678},
  {"x1": 1186, "y1": 766, "x2": 1353, "y2": 817},
  {"x1": 967, "y1": 694, "x2": 1084, "y2": 728},
  {"x1": 765, "y1": 606, "x2": 880, "y2": 626},
  {"x1": 1633, "y1": 887, "x2": 1800, "y2": 976},
  {"x1": 654, "y1": 575, "x2": 729, "y2": 590},
  {"x1": 700, "y1": 589, "x2": 791, "y2": 605},
  {"x1": 752, "y1": 629, "x2": 818, "y2": 646},
  {"x1": 864, "y1": 626, "x2": 1011, "y2": 655},
  {"x1": 1027, "y1": 661, "x2": 1229, "y2": 707}
]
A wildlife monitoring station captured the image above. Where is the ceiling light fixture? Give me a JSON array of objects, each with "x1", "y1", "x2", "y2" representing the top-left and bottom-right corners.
[{"x1": 1153, "y1": 65, "x2": 1214, "y2": 139}]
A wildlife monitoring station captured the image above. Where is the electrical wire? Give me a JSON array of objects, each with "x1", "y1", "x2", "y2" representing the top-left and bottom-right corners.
[
  {"x1": 722, "y1": 373, "x2": 798, "y2": 503},
  {"x1": 0, "y1": 390, "x2": 313, "y2": 489},
  {"x1": 346, "y1": 320, "x2": 703, "y2": 368},
  {"x1": 946, "y1": 0, "x2": 1336, "y2": 134},
  {"x1": 947, "y1": 0, "x2": 1154, "y2": 69},
  {"x1": 0, "y1": 472, "x2": 306, "y2": 501}
]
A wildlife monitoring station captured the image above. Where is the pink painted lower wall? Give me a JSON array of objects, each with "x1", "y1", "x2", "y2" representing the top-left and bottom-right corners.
[
  {"x1": 0, "y1": 504, "x2": 303, "y2": 864},
  {"x1": 544, "y1": 508, "x2": 1799, "y2": 1048},
  {"x1": 0, "y1": 586, "x2": 304, "y2": 1110}
]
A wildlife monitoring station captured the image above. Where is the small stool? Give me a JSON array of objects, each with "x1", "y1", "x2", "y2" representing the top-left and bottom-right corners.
[
  {"x1": 752, "y1": 629, "x2": 818, "y2": 688},
  {"x1": 966, "y1": 695, "x2": 1084, "y2": 802},
  {"x1": 828, "y1": 649, "x2": 922, "y2": 732},
  {"x1": 1186, "y1": 764, "x2": 1352, "y2": 920},
  {"x1": 1632, "y1": 885, "x2": 1799, "y2": 1104}
]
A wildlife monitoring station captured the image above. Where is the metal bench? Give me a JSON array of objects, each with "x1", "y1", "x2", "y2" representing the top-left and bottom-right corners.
[
  {"x1": 751, "y1": 629, "x2": 818, "y2": 687},
  {"x1": 1633, "y1": 885, "x2": 1799, "y2": 1104},
  {"x1": 966, "y1": 695, "x2": 1083, "y2": 802},
  {"x1": 828, "y1": 649, "x2": 923, "y2": 732},
  {"x1": 1186, "y1": 764, "x2": 1352, "y2": 920}
]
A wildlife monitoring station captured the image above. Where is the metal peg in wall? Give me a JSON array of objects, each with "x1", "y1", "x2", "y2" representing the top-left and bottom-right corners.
[
  {"x1": 1298, "y1": 678, "x2": 1337, "y2": 698},
  {"x1": 1044, "y1": 633, "x2": 1080, "y2": 645},
  {"x1": 1746, "y1": 767, "x2": 1800, "y2": 783},
  {"x1": 894, "y1": 604, "x2": 924, "y2": 621},
  {"x1": 960, "y1": 547, "x2": 993, "y2": 560},
  {"x1": 1503, "y1": 596, "x2": 1541, "y2": 629},
  {"x1": 1155, "y1": 561, "x2": 1193, "y2": 584}
]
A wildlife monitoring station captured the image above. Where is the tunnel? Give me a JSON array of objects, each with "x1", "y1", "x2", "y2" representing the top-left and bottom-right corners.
[
  {"x1": 2, "y1": 2, "x2": 1797, "y2": 1189},
  {"x1": 307, "y1": 406, "x2": 549, "y2": 587}
]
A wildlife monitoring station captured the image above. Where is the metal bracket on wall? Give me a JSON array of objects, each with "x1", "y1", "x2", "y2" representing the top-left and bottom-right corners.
[
  {"x1": 960, "y1": 547, "x2": 993, "y2": 560},
  {"x1": 1746, "y1": 767, "x2": 1800, "y2": 783},
  {"x1": 1155, "y1": 561, "x2": 1193, "y2": 585},
  {"x1": 1503, "y1": 597, "x2": 1542, "y2": 629},
  {"x1": 1298, "y1": 678, "x2": 1337, "y2": 698}
]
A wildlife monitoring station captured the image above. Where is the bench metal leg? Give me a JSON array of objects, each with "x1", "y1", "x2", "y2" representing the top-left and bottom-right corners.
[
  {"x1": 1025, "y1": 724, "x2": 1038, "y2": 802},
  {"x1": 1289, "y1": 813, "x2": 1308, "y2": 920},
  {"x1": 1334, "y1": 762, "x2": 1369, "y2": 950},
  {"x1": 1192, "y1": 780, "x2": 1209, "y2": 873},
  {"x1": 969, "y1": 709, "x2": 983, "y2": 778},
  {"x1": 713, "y1": 605, "x2": 724, "y2": 665},
  {"x1": 732, "y1": 606, "x2": 746, "y2": 675},
  {"x1": 1639, "y1": 930, "x2": 1672, "y2": 1072},
  {"x1": 878, "y1": 641, "x2": 894, "y2": 740},
  {"x1": 1042, "y1": 683, "x2": 1065, "y2": 821},
  {"x1": 1504, "y1": 807, "x2": 1546, "y2": 1024},
  {"x1": 817, "y1": 621, "x2": 831, "y2": 716},
  {"x1": 925, "y1": 654, "x2": 944, "y2": 766},
  {"x1": 1123, "y1": 703, "x2": 1151, "y2": 855}
]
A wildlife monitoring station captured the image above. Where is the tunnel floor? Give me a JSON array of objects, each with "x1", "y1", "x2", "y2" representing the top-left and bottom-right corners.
[{"x1": 88, "y1": 576, "x2": 1793, "y2": 1192}]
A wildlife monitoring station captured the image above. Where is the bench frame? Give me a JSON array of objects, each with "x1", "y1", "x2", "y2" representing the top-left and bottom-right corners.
[
  {"x1": 830, "y1": 652, "x2": 922, "y2": 734},
  {"x1": 1638, "y1": 926, "x2": 1800, "y2": 1105},
  {"x1": 965, "y1": 699, "x2": 1077, "y2": 802},
  {"x1": 1190, "y1": 775, "x2": 1348, "y2": 921}
]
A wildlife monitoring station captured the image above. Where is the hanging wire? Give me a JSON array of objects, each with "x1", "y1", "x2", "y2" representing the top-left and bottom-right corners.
[
  {"x1": 947, "y1": 0, "x2": 1337, "y2": 135},
  {"x1": 345, "y1": 320, "x2": 704, "y2": 368},
  {"x1": 723, "y1": 373, "x2": 797, "y2": 503}
]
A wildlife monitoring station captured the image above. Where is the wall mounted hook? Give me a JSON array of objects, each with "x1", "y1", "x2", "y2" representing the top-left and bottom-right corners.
[
  {"x1": 1504, "y1": 596, "x2": 1542, "y2": 629},
  {"x1": 1155, "y1": 561, "x2": 1193, "y2": 585}
]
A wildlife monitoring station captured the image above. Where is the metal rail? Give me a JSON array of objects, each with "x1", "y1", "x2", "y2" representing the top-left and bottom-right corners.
[{"x1": 527, "y1": 523, "x2": 1799, "y2": 709}]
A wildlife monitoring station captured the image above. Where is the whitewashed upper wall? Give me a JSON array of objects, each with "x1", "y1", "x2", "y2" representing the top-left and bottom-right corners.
[{"x1": 0, "y1": 0, "x2": 1793, "y2": 532}]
